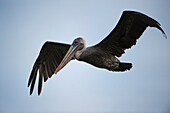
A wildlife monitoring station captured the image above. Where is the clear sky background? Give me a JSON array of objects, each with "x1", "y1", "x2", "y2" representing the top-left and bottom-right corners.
[{"x1": 0, "y1": 0, "x2": 170, "y2": 113}]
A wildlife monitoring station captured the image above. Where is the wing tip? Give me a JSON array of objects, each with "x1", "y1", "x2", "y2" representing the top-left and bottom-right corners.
[
  {"x1": 163, "y1": 32, "x2": 167, "y2": 39},
  {"x1": 30, "y1": 88, "x2": 33, "y2": 95},
  {"x1": 27, "y1": 81, "x2": 31, "y2": 87},
  {"x1": 38, "y1": 89, "x2": 42, "y2": 96},
  {"x1": 28, "y1": 66, "x2": 39, "y2": 95},
  {"x1": 155, "y1": 23, "x2": 167, "y2": 39}
]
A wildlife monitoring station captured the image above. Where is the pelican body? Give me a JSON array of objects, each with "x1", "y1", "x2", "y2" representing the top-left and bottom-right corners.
[
  {"x1": 28, "y1": 11, "x2": 167, "y2": 95},
  {"x1": 77, "y1": 40, "x2": 126, "y2": 71}
]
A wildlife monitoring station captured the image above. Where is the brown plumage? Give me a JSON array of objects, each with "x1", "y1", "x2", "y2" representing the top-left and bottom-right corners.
[
  {"x1": 96, "y1": 11, "x2": 166, "y2": 57},
  {"x1": 28, "y1": 11, "x2": 166, "y2": 95},
  {"x1": 28, "y1": 42, "x2": 71, "y2": 95}
]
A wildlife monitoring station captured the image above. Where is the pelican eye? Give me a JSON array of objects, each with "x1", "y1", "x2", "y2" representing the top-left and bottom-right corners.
[{"x1": 74, "y1": 40, "x2": 79, "y2": 45}]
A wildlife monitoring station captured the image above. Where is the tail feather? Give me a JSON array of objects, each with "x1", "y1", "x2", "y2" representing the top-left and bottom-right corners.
[{"x1": 114, "y1": 62, "x2": 132, "y2": 72}]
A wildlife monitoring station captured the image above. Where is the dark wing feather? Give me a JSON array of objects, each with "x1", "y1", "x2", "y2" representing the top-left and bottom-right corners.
[
  {"x1": 95, "y1": 11, "x2": 167, "y2": 57},
  {"x1": 28, "y1": 41, "x2": 71, "y2": 95}
]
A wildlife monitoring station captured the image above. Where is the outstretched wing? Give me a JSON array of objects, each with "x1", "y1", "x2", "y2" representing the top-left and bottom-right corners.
[
  {"x1": 28, "y1": 41, "x2": 72, "y2": 95},
  {"x1": 95, "y1": 11, "x2": 167, "y2": 57}
]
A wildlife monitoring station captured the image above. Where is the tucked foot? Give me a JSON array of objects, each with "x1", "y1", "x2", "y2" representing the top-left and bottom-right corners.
[{"x1": 112, "y1": 62, "x2": 132, "y2": 72}]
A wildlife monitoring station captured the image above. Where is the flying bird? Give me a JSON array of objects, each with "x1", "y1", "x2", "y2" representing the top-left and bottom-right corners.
[{"x1": 28, "y1": 11, "x2": 167, "y2": 95}]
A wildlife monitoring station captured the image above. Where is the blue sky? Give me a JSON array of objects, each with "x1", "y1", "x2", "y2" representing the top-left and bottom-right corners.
[{"x1": 0, "y1": 0, "x2": 170, "y2": 113}]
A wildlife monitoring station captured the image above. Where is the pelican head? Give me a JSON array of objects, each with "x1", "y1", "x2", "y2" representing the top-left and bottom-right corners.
[
  {"x1": 72, "y1": 37, "x2": 86, "y2": 51},
  {"x1": 54, "y1": 37, "x2": 86, "y2": 73}
]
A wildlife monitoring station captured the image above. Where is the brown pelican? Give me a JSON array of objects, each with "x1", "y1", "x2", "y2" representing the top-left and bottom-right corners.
[{"x1": 28, "y1": 11, "x2": 167, "y2": 95}]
